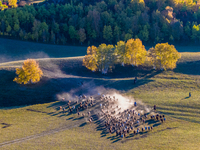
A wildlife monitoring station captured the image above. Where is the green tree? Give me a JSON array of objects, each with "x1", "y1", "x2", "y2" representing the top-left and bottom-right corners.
[
  {"x1": 40, "y1": 22, "x2": 48, "y2": 42},
  {"x1": 169, "y1": 35, "x2": 174, "y2": 41},
  {"x1": 68, "y1": 25, "x2": 77, "y2": 43},
  {"x1": 184, "y1": 22, "x2": 191, "y2": 38},
  {"x1": 60, "y1": 34, "x2": 67, "y2": 45},
  {"x1": 19, "y1": 29, "x2": 24, "y2": 40},
  {"x1": 60, "y1": 23, "x2": 68, "y2": 36},
  {"x1": 14, "y1": 23, "x2": 20, "y2": 33},
  {"x1": 148, "y1": 43, "x2": 181, "y2": 70},
  {"x1": 13, "y1": 59, "x2": 43, "y2": 84},
  {"x1": 113, "y1": 25, "x2": 121, "y2": 43},
  {"x1": 171, "y1": 21, "x2": 183, "y2": 41},
  {"x1": 103, "y1": 25, "x2": 113, "y2": 43},
  {"x1": 161, "y1": 23, "x2": 169, "y2": 38},
  {"x1": 32, "y1": 20, "x2": 41, "y2": 42},
  {"x1": 90, "y1": 30, "x2": 97, "y2": 40},
  {"x1": 50, "y1": 30, "x2": 55, "y2": 44},
  {"x1": 124, "y1": 33, "x2": 132, "y2": 42},
  {"x1": 6, "y1": 25, "x2": 11, "y2": 34},
  {"x1": 138, "y1": 25, "x2": 149, "y2": 42},
  {"x1": 52, "y1": 22, "x2": 60, "y2": 34}
]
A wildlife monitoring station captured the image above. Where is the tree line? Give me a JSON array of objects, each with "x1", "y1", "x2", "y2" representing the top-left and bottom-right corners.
[
  {"x1": 0, "y1": 0, "x2": 200, "y2": 45},
  {"x1": 83, "y1": 38, "x2": 181, "y2": 74}
]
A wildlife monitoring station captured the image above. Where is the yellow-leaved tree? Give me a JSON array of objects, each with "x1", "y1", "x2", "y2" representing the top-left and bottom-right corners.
[
  {"x1": 115, "y1": 41, "x2": 126, "y2": 66},
  {"x1": 13, "y1": 59, "x2": 43, "y2": 84},
  {"x1": 83, "y1": 46, "x2": 98, "y2": 72},
  {"x1": 125, "y1": 38, "x2": 147, "y2": 66},
  {"x1": 97, "y1": 44, "x2": 115, "y2": 74},
  {"x1": 148, "y1": 43, "x2": 181, "y2": 70},
  {"x1": 8, "y1": 0, "x2": 17, "y2": 8}
]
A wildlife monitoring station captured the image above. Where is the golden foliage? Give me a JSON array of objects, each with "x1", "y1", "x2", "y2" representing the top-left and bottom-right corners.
[
  {"x1": 83, "y1": 46, "x2": 98, "y2": 72},
  {"x1": 83, "y1": 39, "x2": 180, "y2": 73},
  {"x1": 97, "y1": 44, "x2": 115, "y2": 73},
  {"x1": 13, "y1": 59, "x2": 43, "y2": 84},
  {"x1": 131, "y1": 0, "x2": 145, "y2": 4},
  {"x1": 115, "y1": 41, "x2": 126, "y2": 66},
  {"x1": 8, "y1": 0, "x2": 17, "y2": 7},
  {"x1": 173, "y1": 0, "x2": 196, "y2": 10},
  {"x1": 149, "y1": 43, "x2": 181, "y2": 70},
  {"x1": 125, "y1": 38, "x2": 147, "y2": 66}
]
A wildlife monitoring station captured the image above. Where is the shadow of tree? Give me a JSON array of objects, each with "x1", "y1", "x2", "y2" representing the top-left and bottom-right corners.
[
  {"x1": 0, "y1": 55, "x2": 162, "y2": 108},
  {"x1": 59, "y1": 60, "x2": 159, "y2": 79},
  {"x1": 174, "y1": 60, "x2": 200, "y2": 76}
]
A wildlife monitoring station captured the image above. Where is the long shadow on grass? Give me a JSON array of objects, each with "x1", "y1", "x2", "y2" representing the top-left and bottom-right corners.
[
  {"x1": 158, "y1": 106, "x2": 200, "y2": 124},
  {"x1": 0, "y1": 69, "x2": 84, "y2": 107},
  {"x1": 121, "y1": 127, "x2": 177, "y2": 143},
  {"x1": 159, "y1": 111, "x2": 200, "y2": 124},
  {"x1": 0, "y1": 62, "x2": 159, "y2": 108},
  {"x1": 158, "y1": 105, "x2": 200, "y2": 114},
  {"x1": 60, "y1": 60, "x2": 160, "y2": 79},
  {"x1": 174, "y1": 60, "x2": 200, "y2": 76}
]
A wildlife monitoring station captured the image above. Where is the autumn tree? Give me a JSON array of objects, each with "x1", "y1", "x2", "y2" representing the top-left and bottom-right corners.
[
  {"x1": 97, "y1": 44, "x2": 115, "y2": 74},
  {"x1": 83, "y1": 46, "x2": 98, "y2": 72},
  {"x1": 115, "y1": 41, "x2": 126, "y2": 66},
  {"x1": 0, "y1": 1, "x2": 8, "y2": 11},
  {"x1": 13, "y1": 59, "x2": 43, "y2": 84},
  {"x1": 191, "y1": 24, "x2": 200, "y2": 42},
  {"x1": 148, "y1": 43, "x2": 181, "y2": 70},
  {"x1": 125, "y1": 38, "x2": 147, "y2": 66},
  {"x1": 8, "y1": 0, "x2": 17, "y2": 8}
]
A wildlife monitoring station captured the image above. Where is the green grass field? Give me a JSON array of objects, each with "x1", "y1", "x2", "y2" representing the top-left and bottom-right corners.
[{"x1": 0, "y1": 44, "x2": 200, "y2": 149}]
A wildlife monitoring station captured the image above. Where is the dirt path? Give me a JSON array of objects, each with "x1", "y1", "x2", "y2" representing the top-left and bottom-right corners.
[{"x1": 0, "y1": 122, "x2": 83, "y2": 148}]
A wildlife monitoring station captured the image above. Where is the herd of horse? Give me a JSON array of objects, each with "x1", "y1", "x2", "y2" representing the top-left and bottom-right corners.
[{"x1": 59, "y1": 94, "x2": 166, "y2": 138}]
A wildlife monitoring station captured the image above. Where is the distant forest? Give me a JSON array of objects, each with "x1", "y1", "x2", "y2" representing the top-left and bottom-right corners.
[{"x1": 0, "y1": 0, "x2": 200, "y2": 45}]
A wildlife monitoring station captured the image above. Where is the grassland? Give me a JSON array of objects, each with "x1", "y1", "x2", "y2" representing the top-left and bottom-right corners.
[
  {"x1": 0, "y1": 49, "x2": 200, "y2": 149},
  {"x1": 0, "y1": 38, "x2": 87, "y2": 63}
]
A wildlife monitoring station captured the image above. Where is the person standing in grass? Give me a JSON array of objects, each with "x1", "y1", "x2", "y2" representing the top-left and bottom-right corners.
[
  {"x1": 154, "y1": 105, "x2": 156, "y2": 111},
  {"x1": 134, "y1": 77, "x2": 137, "y2": 84}
]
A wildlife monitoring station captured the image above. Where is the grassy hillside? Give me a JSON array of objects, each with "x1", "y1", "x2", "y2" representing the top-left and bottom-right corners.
[
  {"x1": 0, "y1": 38, "x2": 87, "y2": 63},
  {"x1": 0, "y1": 52, "x2": 200, "y2": 149}
]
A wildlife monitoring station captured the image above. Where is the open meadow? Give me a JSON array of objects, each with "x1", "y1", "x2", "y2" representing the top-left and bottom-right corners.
[{"x1": 0, "y1": 41, "x2": 200, "y2": 149}]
